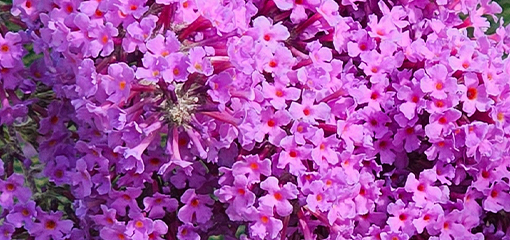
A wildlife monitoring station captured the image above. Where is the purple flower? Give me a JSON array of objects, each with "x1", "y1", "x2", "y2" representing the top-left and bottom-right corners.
[
  {"x1": 177, "y1": 189, "x2": 214, "y2": 224},
  {"x1": 459, "y1": 73, "x2": 493, "y2": 116},
  {"x1": 483, "y1": 181, "x2": 510, "y2": 213},
  {"x1": 187, "y1": 46, "x2": 214, "y2": 76},
  {"x1": 249, "y1": 16, "x2": 290, "y2": 50},
  {"x1": 424, "y1": 108, "x2": 462, "y2": 139},
  {"x1": 393, "y1": 124, "x2": 424, "y2": 153},
  {"x1": 103, "y1": 62, "x2": 135, "y2": 104},
  {"x1": 0, "y1": 223, "x2": 15, "y2": 240},
  {"x1": 386, "y1": 200, "x2": 418, "y2": 236},
  {"x1": 143, "y1": 193, "x2": 179, "y2": 219},
  {"x1": 259, "y1": 176, "x2": 298, "y2": 216},
  {"x1": 90, "y1": 205, "x2": 119, "y2": 227},
  {"x1": 88, "y1": 22, "x2": 118, "y2": 57},
  {"x1": 419, "y1": 64, "x2": 457, "y2": 99},
  {"x1": 277, "y1": 136, "x2": 310, "y2": 175},
  {"x1": 288, "y1": 90, "x2": 331, "y2": 124},
  {"x1": 146, "y1": 33, "x2": 180, "y2": 57},
  {"x1": 0, "y1": 32, "x2": 23, "y2": 68},
  {"x1": 215, "y1": 175, "x2": 256, "y2": 221},
  {"x1": 109, "y1": 187, "x2": 142, "y2": 216},
  {"x1": 27, "y1": 210, "x2": 74, "y2": 240},
  {"x1": 6, "y1": 201, "x2": 36, "y2": 228},
  {"x1": 247, "y1": 205, "x2": 283, "y2": 240},
  {"x1": 232, "y1": 154, "x2": 272, "y2": 184},
  {"x1": 0, "y1": 173, "x2": 31, "y2": 208},
  {"x1": 261, "y1": 81, "x2": 301, "y2": 110},
  {"x1": 310, "y1": 129, "x2": 340, "y2": 165},
  {"x1": 404, "y1": 172, "x2": 449, "y2": 207}
]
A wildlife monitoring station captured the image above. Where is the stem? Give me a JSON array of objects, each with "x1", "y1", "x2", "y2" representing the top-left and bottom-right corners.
[{"x1": 294, "y1": 13, "x2": 323, "y2": 35}]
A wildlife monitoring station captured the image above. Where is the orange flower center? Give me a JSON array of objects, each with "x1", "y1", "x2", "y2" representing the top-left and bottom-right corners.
[
  {"x1": 45, "y1": 220, "x2": 56, "y2": 230},
  {"x1": 466, "y1": 87, "x2": 478, "y2": 100},
  {"x1": 267, "y1": 119, "x2": 276, "y2": 127},
  {"x1": 249, "y1": 162, "x2": 259, "y2": 170}
]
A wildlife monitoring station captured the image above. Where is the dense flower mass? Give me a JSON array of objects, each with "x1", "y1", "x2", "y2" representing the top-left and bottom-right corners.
[{"x1": 1, "y1": 0, "x2": 510, "y2": 239}]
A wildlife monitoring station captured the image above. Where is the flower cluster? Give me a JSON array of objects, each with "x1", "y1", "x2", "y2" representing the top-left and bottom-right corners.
[{"x1": 1, "y1": 0, "x2": 510, "y2": 239}]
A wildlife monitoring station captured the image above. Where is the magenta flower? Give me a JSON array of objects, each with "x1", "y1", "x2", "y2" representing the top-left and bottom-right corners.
[
  {"x1": 255, "y1": 108, "x2": 291, "y2": 145},
  {"x1": 277, "y1": 136, "x2": 310, "y2": 175},
  {"x1": 187, "y1": 46, "x2": 214, "y2": 76},
  {"x1": 215, "y1": 175, "x2": 256, "y2": 221},
  {"x1": 393, "y1": 124, "x2": 424, "y2": 153},
  {"x1": 310, "y1": 129, "x2": 340, "y2": 165},
  {"x1": 412, "y1": 204, "x2": 443, "y2": 234}
]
